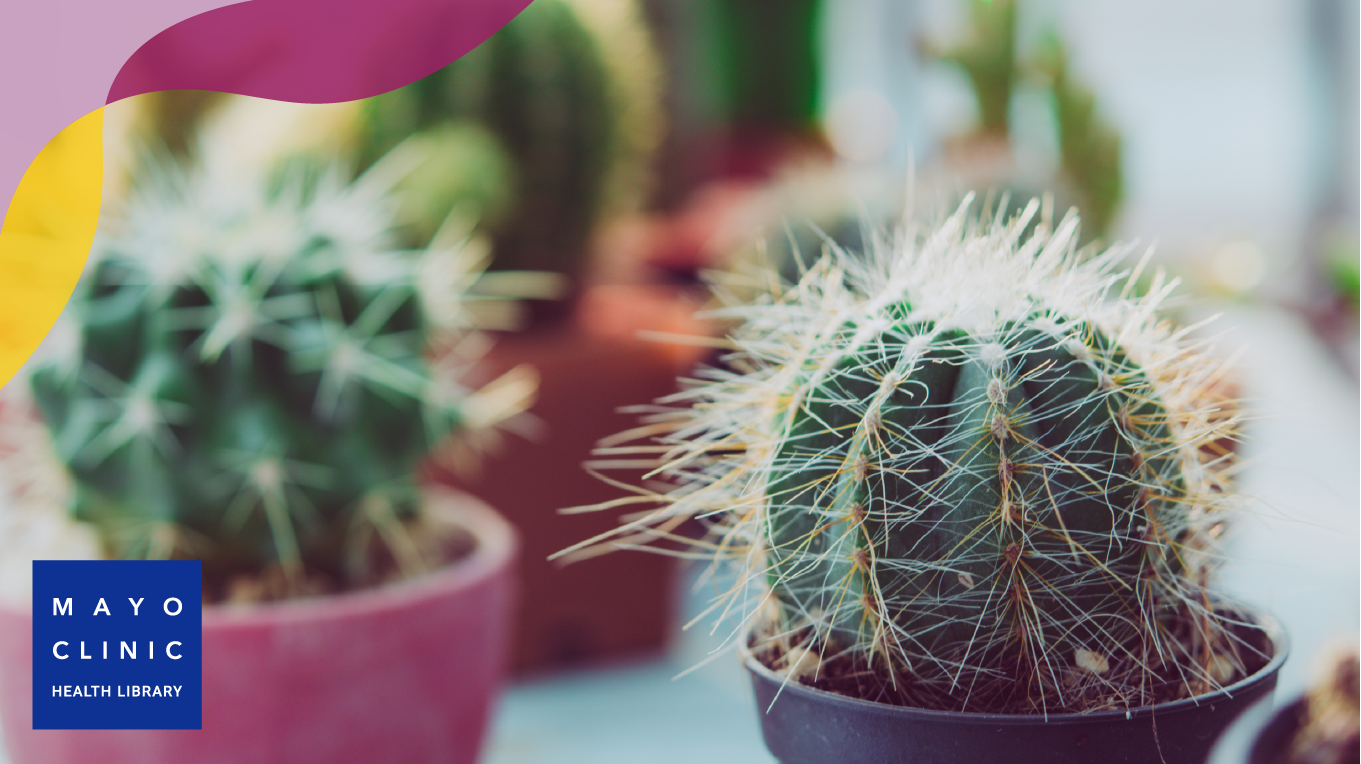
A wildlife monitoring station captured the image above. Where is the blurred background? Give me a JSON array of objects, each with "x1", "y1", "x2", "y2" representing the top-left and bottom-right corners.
[{"x1": 0, "y1": 0, "x2": 1355, "y2": 761}]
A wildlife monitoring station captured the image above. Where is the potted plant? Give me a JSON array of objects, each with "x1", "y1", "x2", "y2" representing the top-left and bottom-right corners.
[
  {"x1": 1209, "y1": 646, "x2": 1358, "y2": 764},
  {"x1": 356, "y1": 0, "x2": 699, "y2": 672},
  {"x1": 0, "y1": 130, "x2": 533, "y2": 763},
  {"x1": 567, "y1": 196, "x2": 1287, "y2": 763}
]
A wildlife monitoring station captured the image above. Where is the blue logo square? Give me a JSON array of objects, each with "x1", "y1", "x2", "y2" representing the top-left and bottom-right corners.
[{"x1": 32, "y1": 560, "x2": 202, "y2": 730}]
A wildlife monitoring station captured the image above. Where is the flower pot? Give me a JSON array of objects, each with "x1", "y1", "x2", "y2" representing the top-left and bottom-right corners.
[
  {"x1": 1206, "y1": 694, "x2": 1305, "y2": 764},
  {"x1": 1209, "y1": 645, "x2": 1358, "y2": 764},
  {"x1": 744, "y1": 614, "x2": 1288, "y2": 764},
  {"x1": 0, "y1": 488, "x2": 516, "y2": 764},
  {"x1": 437, "y1": 317, "x2": 691, "y2": 672}
]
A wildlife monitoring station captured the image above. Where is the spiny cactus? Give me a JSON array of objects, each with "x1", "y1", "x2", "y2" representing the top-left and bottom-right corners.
[
  {"x1": 25, "y1": 143, "x2": 533, "y2": 596},
  {"x1": 359, "y1": 0, "x2": 629, "y2": 276},
  {"x1": 571, "y1": 198, "x2": 1245, "y2": 714}
]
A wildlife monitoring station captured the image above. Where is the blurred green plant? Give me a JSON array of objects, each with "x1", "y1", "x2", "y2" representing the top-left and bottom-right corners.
[
  {"x1": 934, "y1": 0, "x2": 1124, "y2": 239},
  {"x1": 1324, "y1": 231, "x2": 1360, "y2": 313},
  {"x1": 138, "y1": 90, "x2": 228, "y2": 157},
  {"x1": 358, "y1": 0, "x2": 658, "y2": 279},
  {"x1": 938, "y1": 0, "x2": 1017, "y2": 137},
  {"x1": 712, "y1": 0, "x2": 823, "y2": 130},
  {"x1": 1033, "y1": 34, "x2": 1123, "y2": 239}
]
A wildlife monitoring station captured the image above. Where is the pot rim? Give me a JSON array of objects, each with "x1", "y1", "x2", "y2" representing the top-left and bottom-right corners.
[
  {"x1": 742, "y1": 609, "x2": 1288, "y2": 726},
  {"x1": 0, "y1": 486, "x2": 517, "y2": 628},
  {"x1": 200, "y1": 486, "x2": 516, "y2": 627}
]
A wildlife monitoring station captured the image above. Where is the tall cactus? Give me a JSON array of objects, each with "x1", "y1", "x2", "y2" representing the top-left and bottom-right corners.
[
  {"x1": 935, "y1": 0, "x2": 1124, "y2": 240},
  {"x1": 25, "y1": 143, "x2": 533, "y2": 596},
  {"x1": 575, "y1": 198, "x2": 1243, "y2": 713},
  {"x1": 938, "y1": 0, "x2": 1017, "y2": 137},
  {"x1": 359, "y1": 0, "x2": 627, "y2": 276}
]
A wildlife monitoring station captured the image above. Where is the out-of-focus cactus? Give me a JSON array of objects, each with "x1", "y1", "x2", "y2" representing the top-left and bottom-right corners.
[
  {"x1": 934, "y1": 0, "x2": 1123, "y2": 239},
  {"x1": 1284, "y1": 648, "x2": 1359, "y2": 764},
  {"x1": 1033, "y1": 34, "x2": 1122, "y2": 239},
  {"x1": 573, "y1": 199, "x2": 1245, "y2": 713},
  {"x1": 938, "y1": 0, "x2": 1017, "y2": 137},
  {"x1": 137, "y1": 91, "x2": 229, "y2": 157},
  {"x1": 359, "y1": 0, "x2": 662, "y2": 278},
  {"x1": 25, "y1": 142, "x2": 534, "y2": 596},
  {"x1": 711, "y1": 0, "x2": 823, "y2": 130}
]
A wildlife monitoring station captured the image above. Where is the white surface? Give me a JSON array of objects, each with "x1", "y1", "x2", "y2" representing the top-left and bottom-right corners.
[
  {"x1": 483, "y1": 559, "x2": 775, "y2": 764},
  {"x1": 482, "y1": 654, "x2": 774, "y2": 764}
]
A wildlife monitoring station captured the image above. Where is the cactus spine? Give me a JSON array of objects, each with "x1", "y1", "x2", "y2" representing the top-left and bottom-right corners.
[
  {"x1": 26, "y1": 143, "x2": 531, "y2": 595},
  {"x1": 579, "y1": 198, "x2": 1241, "y2": 713}
]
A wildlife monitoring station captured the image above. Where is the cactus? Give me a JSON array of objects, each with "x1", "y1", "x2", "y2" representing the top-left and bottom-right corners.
[
  {"x1": 938, "y1": 0, "x2": 1017, "y2": 137},
  {"x1": 1033, "y1": 34, "x2": 1123, "y2": 240},
  {"x1": 359, "y1": 0, "x2": 632, "y2": 276},
  {"x1": 1285, "y1": 648, "x2": 1359, "y2": 764},
  {"x1": 934, "y1": 0, "x2": 1124, "y2": 239},
  {"x1": 573, "y1": 198, "x2": 1244, "y2": 713},
  {"x1": 24, "y1": 141, "x2": 534, "y2": 597}
]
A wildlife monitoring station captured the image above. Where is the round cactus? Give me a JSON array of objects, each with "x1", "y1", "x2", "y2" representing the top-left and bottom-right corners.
[
  {"x1": 25, "y1": 142, "x2": 533, "y2": 595},
  {"x1": 575, "y1": 197, "x2": 1243, "y2": 713}
]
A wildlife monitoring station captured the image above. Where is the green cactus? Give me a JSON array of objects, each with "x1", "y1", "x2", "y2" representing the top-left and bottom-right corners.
[
  {"x1": 1034, "y1": 34, "x2": 1123, "y2": 240},
  {"x1": 712, "y1": 0, "x2": 823, "y2": 129},
  {"x1": 358, "y1": 0, "x2": 618, "y2": 277},
  {"x1": 935, "y1": 0, "x2": 1124, "y2": 240},
  {"x1": 939, "y1": 0, "x2": 1017, "y2": 137},
  {"x1": 574, "y1": 198, "x2": 1243, "y2": 713},
  {"x1": 26, "y1": 143, "x2": 524, "y2": 595}
]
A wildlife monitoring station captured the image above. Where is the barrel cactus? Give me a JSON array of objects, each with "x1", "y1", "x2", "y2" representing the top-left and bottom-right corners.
[
  {"x1": 574, "y1": 198, "x2": 1244, "y2": 713},
  {"x1": 358, "y1": 0, "x2": 659, "y2": 277},
  {"x1": 24, "y1": 142, "x2": 534, "y2": 598}
]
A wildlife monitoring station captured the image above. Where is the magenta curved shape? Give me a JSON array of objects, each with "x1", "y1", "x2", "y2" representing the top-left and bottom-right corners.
[{"x1": 107, "y1": 0, "x2": 533, "y2": 105}]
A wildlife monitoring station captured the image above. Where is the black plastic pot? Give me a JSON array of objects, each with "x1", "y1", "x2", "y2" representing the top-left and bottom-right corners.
[
  {"x1": 1206, "y1": 695, "x2": 1307, "y2": 764},
  {"x1": 746, "y1": 617, "x2": 1288, "y2": 764}
]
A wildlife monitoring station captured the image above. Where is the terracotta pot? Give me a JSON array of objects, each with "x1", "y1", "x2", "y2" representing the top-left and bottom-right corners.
[
  {"x1": 437, "y1": 321, "x2": 684, "y2": 673},
  {"x1": 744, "y1": 613, "x2": 1288, "y2": 764},
  {"x1": 0, "y1": 489, "x2": 516, "y2": 764}
]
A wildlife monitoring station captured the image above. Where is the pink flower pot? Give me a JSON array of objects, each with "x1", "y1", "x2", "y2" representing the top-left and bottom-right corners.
[{"x1": 0, "y1": 489, "x2": 517, "y2": 764}]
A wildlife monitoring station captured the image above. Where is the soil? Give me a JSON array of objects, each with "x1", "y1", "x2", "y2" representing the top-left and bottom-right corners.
[
  {"x1": 750, "y1": 607, "x2": 1276, "y2": 716},
  {"x1": 204, "y1": 510, "x2": 477, "y2": 606}
]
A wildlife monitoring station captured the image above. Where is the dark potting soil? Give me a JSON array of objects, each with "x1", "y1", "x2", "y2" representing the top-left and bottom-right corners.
[{"x1": 751, "y1": 609, "x2": 1275, "y2": 716}]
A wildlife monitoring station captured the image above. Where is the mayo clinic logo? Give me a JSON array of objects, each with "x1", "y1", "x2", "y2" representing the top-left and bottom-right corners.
[{"x1": 32, "y1": 560, "x2": 201, "y2": 729}]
